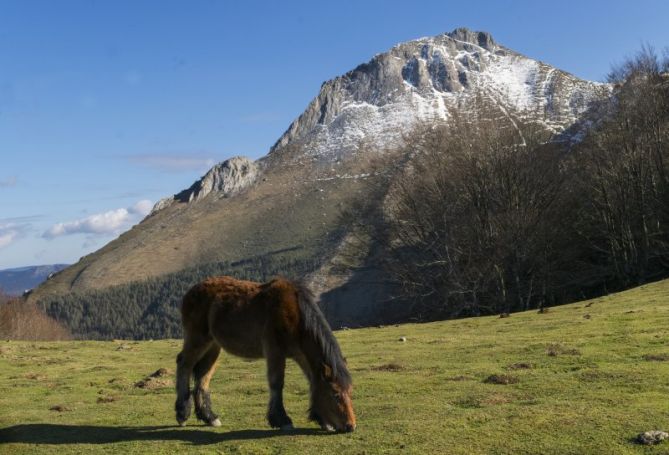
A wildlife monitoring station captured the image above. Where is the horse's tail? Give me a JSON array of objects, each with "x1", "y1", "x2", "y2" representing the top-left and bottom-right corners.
[{"x1": 294, "y1": 281, "x2": 351, "y2": 386}]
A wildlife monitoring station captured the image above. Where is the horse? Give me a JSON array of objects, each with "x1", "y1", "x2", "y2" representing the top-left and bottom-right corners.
[{"x1": 174, "y1": 276, "x2": 356, "y2": 433}]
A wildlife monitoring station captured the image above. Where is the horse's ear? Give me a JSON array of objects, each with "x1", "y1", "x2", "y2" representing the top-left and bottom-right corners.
[{"x1": 322, "y1": 363, "x2": 333, "y2": 380}]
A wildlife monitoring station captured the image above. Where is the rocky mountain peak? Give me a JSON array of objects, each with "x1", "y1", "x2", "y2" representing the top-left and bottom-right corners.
[
  {"x1": 445, "y1": 27, "x2": 495, "y2": 51},
  {"x1": 270, "y1": 28, "x2": 611, "y2": 160},
  {"x1": 150, "y1": 156, "x2": 258, "y2": 214}
]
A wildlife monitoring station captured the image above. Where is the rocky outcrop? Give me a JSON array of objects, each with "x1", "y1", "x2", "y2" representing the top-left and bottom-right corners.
[{"x1": 150, "y1": 156, "x2": 258, "y2": 214}]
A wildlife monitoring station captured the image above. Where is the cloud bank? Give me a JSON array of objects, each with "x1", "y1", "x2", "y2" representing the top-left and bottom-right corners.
[{"x1": 43, "y1": 200, "x2": 152, "y2": 239}]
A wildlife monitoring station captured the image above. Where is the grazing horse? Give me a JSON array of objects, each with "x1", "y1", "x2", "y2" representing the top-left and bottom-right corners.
[{"x1": 175, "y1": 276, "x2": 356, "y2": 432}]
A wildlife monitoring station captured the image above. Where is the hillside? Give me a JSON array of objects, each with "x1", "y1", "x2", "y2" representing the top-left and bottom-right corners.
[
  {"x1": 27, "y1": 28, "x2": 611, "y2": 325},
  {"x1": 3, "y1": 280, "x2": 669, "y2": 454}
]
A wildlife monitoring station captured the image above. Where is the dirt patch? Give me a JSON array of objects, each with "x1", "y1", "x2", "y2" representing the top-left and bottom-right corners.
[
  {"x1": 482, "y1": 393, "x2": 513, "y2": 405},
  {"x1": 23, "y1": 372, "x2": 46, "y2": 381},
  {"x1": 454, "y1": 396, "x2": 482, "y2": 408},
  {"x1": 134, "y1": 368, "x2": 174, "y2": 389},
  {"x1": 642, "y1": 353, "x2": 669, "y2": 361},
  {"x1": 506, "y1": 362, "x2": 534, "y2": 370},
  {"x1": 483, "y1": 374, "x2": 519, "y2": 385},
  {"x1": 371, "y1": 363, "x2": 404, "y2": 372},
  {"x1": 446, "y1": 375, "x2": 474, "y2": 381},
  {"x1": 97, "y1": 396, "x2": 117, "y2": 404},
  {"x1": 546, "y1": 343, "x2": 581, "y2": 357},
  {"x1": 149, "y1": 368, "x2": 171, "y2": 377},
  {"x1": 49, "y1": 404, "x2": 72, "y2": 412}
]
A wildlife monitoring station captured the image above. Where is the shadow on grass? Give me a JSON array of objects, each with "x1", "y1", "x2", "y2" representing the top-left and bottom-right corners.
[{"x1": 0, "y1": 424, "x2": 330, "y2": 446}]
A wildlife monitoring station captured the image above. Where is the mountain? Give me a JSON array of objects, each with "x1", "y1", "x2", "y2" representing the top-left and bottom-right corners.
[
  {"x1": 0, "y1": 264, "x2": 69, "y2": 296},
  {"x1": 29, "y1": 28, "x2": 612, "y2": 327}
]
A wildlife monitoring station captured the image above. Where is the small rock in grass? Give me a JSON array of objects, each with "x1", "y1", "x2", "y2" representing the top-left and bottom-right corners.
[
  {"x1": 399, "y1": 336, "x2": 407, "y2": 342},
  {"x1": 637, "y1": 430, "x2": 669, "y2": 445}
]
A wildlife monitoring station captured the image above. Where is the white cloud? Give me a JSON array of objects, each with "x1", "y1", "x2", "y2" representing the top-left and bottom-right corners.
[
  {"x1": 43, "y1": 200, "x2": 152, "y2": 239},
  {"x1": 128, "y1": 199, "x2": 153, "y2": 216},
  {"x1": 126, "y1": 154, "x2": 216, "y2": 173},
  {"x1": 0, "y1": 223, "x2": 29, "y2": 249}
]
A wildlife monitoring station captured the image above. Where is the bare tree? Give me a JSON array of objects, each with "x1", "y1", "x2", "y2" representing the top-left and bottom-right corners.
[
  {"x1": 576, "y1": 46, "x2": 669, "y2": 287},
  {"x1": 379, "y1": 107, "x2": 578, "y2": 319}
]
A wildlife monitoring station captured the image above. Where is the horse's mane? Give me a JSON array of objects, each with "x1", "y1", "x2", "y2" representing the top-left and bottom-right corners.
[{"x1": 294, "y1": 281, "x2": 352, "y2": 388}]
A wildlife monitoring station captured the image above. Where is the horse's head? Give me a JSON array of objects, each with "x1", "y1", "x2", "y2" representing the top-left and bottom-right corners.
[{"x1": 309, "y1": 363, "x2": 356, "y2": 432}]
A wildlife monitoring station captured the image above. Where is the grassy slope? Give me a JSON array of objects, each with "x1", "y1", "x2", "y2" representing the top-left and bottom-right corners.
[{"x1": 2, "y1": 281, "x2": 669, "y2": 454}]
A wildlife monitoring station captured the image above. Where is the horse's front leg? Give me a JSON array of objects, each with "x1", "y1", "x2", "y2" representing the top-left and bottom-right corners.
[{"x1": 265, "y1": 348, "x2": 293, "y2": 430}]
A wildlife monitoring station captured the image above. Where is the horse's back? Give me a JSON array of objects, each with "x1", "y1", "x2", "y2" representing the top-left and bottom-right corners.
[{"x1": 181, "y1": 276, "x2": 304, "y2": 359}]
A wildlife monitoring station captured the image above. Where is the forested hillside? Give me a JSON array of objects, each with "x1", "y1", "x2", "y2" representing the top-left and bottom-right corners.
[{"x1": 38, "y1": 249, "x2": 316, "y2": 339}]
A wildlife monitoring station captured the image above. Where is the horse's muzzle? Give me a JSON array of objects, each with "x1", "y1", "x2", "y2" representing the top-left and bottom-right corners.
[{"x1": 343, "y1": 423, "x2": 355, "y2": 433}]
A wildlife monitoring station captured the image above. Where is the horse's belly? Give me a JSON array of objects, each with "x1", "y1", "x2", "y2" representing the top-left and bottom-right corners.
[
  {"x1": 217, "y1": 336, "x2": 264, "y2": 359},
  {"x1": 210, "y1": 306, "x2": 265, "y2": 359}
]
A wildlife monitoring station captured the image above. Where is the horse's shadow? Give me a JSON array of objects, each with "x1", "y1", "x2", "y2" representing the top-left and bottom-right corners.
[{"x1": 0, "y1": 424, "x2": 329, "y2": 446}]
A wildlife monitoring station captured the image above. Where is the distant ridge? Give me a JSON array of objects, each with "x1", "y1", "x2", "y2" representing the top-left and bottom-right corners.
[{"x1": 0, "y1": 264, "x2": 69, "y2": 296}]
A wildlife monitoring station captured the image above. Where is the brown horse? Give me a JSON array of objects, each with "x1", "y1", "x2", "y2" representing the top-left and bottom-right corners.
[{"x1": 175, "y1": 276, "x2": 356, "y2": 432}]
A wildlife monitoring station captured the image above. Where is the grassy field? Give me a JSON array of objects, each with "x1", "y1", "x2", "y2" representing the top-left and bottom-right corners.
[{"x1": 2, "y1": 281, "x2": 669, "y2": 454}]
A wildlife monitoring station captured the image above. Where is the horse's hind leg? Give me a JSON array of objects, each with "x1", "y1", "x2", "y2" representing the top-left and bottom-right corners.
[
  {"x1": 175, "y1": 335, "x2": 211, "y2": 426},
  {"x1": 265, "y1": 346, "x2": 293, "y2": 430},
  {"x1": 193, "y1": 344, "x2": 222, "y2": 427}
]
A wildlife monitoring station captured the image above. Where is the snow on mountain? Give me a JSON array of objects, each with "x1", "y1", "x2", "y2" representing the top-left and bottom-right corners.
[{"x1": 269, "y1": 28, "x2": 611, "y2": 161}]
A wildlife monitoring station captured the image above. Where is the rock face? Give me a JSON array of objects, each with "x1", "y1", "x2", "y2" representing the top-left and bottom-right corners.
[
  {"x1": 271, "y1": 28, "x2": 610, "y2": 160},
  {"x1": 151, "y1": 156, "x2": 258, "y2": 214}
]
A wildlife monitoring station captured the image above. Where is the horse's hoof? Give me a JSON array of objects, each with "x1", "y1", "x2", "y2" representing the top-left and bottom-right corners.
[
  {"x1": 210, "y1": 418, "x2": 222, "y2": 427},
  {"x1": 177, "y1": 421, "x2": 187, "y2": 427},
  {"x1": 280, "y1": 424, "x2": 294, "y2": 431}
]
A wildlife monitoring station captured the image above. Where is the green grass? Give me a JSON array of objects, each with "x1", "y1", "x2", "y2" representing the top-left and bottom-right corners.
[{"x1": 3, "y1": 281, "x2": 669, "y2": 454}]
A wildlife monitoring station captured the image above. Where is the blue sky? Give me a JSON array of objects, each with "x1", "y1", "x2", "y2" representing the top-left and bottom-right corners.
[{"x1": 1, "y1": 0, "x2": 668, "y2": 269}]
